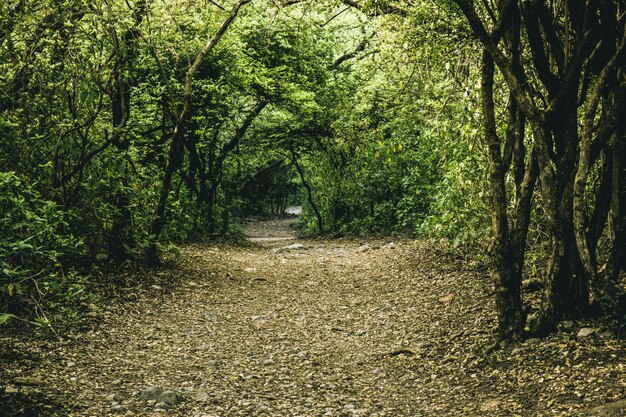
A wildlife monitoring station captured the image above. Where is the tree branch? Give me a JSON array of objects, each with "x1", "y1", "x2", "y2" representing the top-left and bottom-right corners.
[
  {"x1": 331, "y1": 33, "x2": 374, "y2": 69},
  {"x1": 342, "y1": 0, "x2": 407, "y2": 16}
]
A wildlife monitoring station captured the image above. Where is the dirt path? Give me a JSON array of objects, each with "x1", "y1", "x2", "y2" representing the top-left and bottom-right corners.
[
  {"x1": 1, "y1": 217, "x2": 625, "y2": 416},
  {"x1": 241, "y1": 216, "x2": 298, "y2": 243}
]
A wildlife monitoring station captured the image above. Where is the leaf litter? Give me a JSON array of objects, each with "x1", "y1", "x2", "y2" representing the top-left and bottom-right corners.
[{"x1": 1, "y1": 218, "x2": 624, "y2": 416}]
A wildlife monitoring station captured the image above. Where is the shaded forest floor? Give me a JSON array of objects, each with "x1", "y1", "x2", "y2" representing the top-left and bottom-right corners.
[{"x1": 1, "y1": 216, "x2": 625, "y2": 416}]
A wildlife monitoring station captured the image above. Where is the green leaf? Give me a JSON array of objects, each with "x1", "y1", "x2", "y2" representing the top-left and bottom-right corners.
[
  {"x1": 0, "y1": 313, "x2": 16, "y2": 325},
  {"x1": 32, "y1": 317, "x2": 49, "y2": 327}
]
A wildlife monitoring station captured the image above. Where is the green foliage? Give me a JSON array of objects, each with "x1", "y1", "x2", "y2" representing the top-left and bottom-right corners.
[
  {"x1": 1, "y1": 1, "x2": 480, "y2": 241},
  {"x1": 0, "y1": 313, "x2": 16, "y2": 325},
  {"x1": 287, "y1": 8, "x2": 488, "y2": 240},
  {"x1": 0, "y1": 172, "x2": 86, "y2": 321},
  {"x1": 0, "y1": 0, "x2": 506, "y2": 325}
]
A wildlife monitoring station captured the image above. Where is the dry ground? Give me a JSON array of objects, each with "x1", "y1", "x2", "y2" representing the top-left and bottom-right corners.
[{"x1": 1, "y1": 217, "x2": 624, "y2": 416}]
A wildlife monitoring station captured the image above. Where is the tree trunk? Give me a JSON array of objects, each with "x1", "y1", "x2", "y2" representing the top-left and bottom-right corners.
[
  {"x1": 481, "y1": 51, "x2": 524, "y2": 341},
  {"x1": 108, "y1": 0, "x2": 147, "y2": 263},
  {"x1": 452, "y1": 0, "x2": 625, "y2": 337},
  {"x1": 207, "y1": 181, "x2": 219, "y2": 234},
  {"x1": 609, "y1": 124, "x2": 626, "y2": 280},
  {"x1": 147, "y1": 0, "x2": 252, "y2": 261},
  {"x1": 290, "y1": 150, "x2": 323, "y2": 233},
  {"x1": 534, "y1": 126, "x2": 588, "y2": 332}
]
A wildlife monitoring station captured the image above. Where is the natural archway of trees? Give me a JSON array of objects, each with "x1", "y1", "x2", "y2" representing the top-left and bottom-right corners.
[{"x1": 1, "y1": 0, "x2": 625, "y2": 345}]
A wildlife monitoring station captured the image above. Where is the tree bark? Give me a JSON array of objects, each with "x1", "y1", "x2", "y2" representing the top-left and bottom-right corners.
[
  {"x1": 452, "y1": 0, "x2": 618, "y2": 335},
  {"x1": 608, "y1": 118, "x2": 626, "y2": 281},
  {"x1": 108, "y1": 0, "x2": 147, "y2": 263},
  {"x1": 481, "y1": 51, "x2": 524, "y2": 341},
  {"x1": 290, "y1": 149, "x2": 323, "y2": 233},
  {"x1": 573, "y1": 29, "x2": 626, "y2": 292}
]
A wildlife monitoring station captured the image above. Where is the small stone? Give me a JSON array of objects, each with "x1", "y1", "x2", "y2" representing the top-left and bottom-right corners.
[
  {"x1": 140, "y1": 386, "x2": 163, "y2": 401},
  {"x1": 263, "y1": 358, "x2": 275, "y2": 366},
  {"x1": 438, "y1": 293, "x2": 454, "y2": 304},
  {"x1": 111, "y1": 404, "x2": 127, "y2": 413},
  {"x1": 14, "y1": 376, "x2": 45, "y2": 386},
  {"x1": 356, "y1": 244, "x2": 370, "y2": 253},
  {"x1": 577, "y1": 327, "x2": 595, "y2": 337},
  {"x1": 559, "y1": 320, "x2": 574, "y2": 329},
  {"x1": 204, "y1": 312, "x2": 219, "y2": 323},
  {"x1": 158, "y1": 390, "x2": 183, "y2": 406},
  {"x1": 272, "y1": 243, "x2": 306, "y2": 254},
  {"x1": 193, "y1": 391, "x2": 212, "y2": 402},
  {"x1": 66, "y1": 361, "x2": 76, "y2": 367},
  {"x1": 155, "y1": 402, "x2": 170, "y2": 410}
]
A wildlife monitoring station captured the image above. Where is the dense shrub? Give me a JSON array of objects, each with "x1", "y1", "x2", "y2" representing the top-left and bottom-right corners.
[{"x1": 0, "y1": 172, "x2": 86, "y2": 324}]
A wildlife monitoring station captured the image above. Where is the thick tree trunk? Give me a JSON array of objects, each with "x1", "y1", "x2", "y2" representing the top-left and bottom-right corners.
[
  {"x1": 453, "y1": 0, "x2": 625, "y2": 337},
  {"x1": 481, "y1": 52, "x2": 524, "y2": 341},
  {"x1": 522, "y1": 118, "x2": 575, "y2": 333},
  {"x1": 534, "y1": 136, "x2": 588, "y2": 331}
]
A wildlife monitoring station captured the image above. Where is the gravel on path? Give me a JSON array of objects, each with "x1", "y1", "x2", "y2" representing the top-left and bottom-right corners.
[{"x1": 1, "y1": 218, "x2": 624, "y2": 416}]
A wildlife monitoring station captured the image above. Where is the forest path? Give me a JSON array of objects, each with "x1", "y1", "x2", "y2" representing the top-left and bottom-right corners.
[
  {"x1": 2, "y1": 217, "x2": 625, "y2": 416},
  {"x1": 241, "y1": 213, "x2": 298, "y2": 244}
]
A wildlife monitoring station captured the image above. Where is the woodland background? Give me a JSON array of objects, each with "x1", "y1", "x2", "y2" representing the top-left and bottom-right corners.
[{"x1": 1, "y1": 0, "x2": 625, "y2": 343}]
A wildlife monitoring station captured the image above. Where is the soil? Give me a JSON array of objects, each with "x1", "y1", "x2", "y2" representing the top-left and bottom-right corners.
[{"x1": 1, "y1": 215, "x2": 624, "y2": 417}]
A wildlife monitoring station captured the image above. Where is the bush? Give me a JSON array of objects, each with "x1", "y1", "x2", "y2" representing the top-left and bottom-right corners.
[{"x1": 0, "y1": 172, "x2": 86, "y2": 324}]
